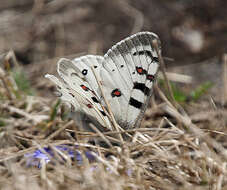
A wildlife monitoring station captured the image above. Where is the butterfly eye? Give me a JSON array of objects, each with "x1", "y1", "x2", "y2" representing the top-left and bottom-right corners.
[
  {"x1": 112, "y1": 69, "x2": 115, "y2": 72},
  {"x1": 120, "y1": 65, "x2": 124, "y2": 68},
  {"x1": 94, "y1": 66, "x2": 98, "y2": 68},
  {"x1": 82, "y1": 69, "x2": 88, "y2": 75}
]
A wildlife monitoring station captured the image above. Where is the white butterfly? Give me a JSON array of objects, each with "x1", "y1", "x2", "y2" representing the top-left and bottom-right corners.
[{"x1": 45, "y1": 32, "x2": 161, "y2": 131}]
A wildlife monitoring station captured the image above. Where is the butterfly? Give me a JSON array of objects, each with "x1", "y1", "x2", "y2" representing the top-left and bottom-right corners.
[{"x1": 45, "y1": 32, "x2": 161, "y2": 131}]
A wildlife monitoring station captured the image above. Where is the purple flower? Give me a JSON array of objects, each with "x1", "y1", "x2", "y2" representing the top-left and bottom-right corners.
[{"x1": 24, "y1": 145, "x2": 96, "y2": 168}]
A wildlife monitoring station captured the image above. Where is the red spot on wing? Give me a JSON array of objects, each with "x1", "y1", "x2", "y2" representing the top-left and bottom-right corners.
[
  {"x1": 81, "y1": 85, "x2": 89, "y2": 91},
  {"x1": 136, "y1": 67, "x2": 143, "y2": 74},
  {"x1": 111, "y1": 89, "x2": 122, "y2": 97},
  {"x1": 87, "y1": 104, "x2": 93, "y2": 108},
  {"x1": 136, "y1": 67, "x2": 147, "y2": 75},
  {"x1": 147, "y1": 74, "x2": 155, "y2": 81},
  {"x1": 114, "y1": 90, "x2": 121, "y2": 96}
]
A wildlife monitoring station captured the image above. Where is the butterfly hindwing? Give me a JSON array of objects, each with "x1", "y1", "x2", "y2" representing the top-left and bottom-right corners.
[
  {"x1": 72, "y1": 55, "x2": 104, "y2": 96},
  {"x1": 54, "y1": 57, "x2": 112, "y2": 130}
]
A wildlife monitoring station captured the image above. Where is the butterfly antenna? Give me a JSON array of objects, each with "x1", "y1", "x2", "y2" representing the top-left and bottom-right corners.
[{"x1": 91, "y1": 66, "x2": 124, "y2": 143}]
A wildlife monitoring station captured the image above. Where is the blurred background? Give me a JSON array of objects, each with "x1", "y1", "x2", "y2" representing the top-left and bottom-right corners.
[{"x1": 0, "y1": 0, "x2": 226, "y2": 96}]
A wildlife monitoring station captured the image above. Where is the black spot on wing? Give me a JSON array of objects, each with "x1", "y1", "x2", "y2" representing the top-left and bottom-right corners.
[
  {"x1": 153, "y1": 57, "x2": 159, "y2": 62},
  {"x1": 100, "y1": 110, "x2": 106, "y2": 116},
  {"x1": 133, "y1": 51, "x2": 144, "y2": 56},
  {"x1": 129, "y1": 97, "x2": 143, "y2": 109},
  {"x1": 91, "y1": 96, "x2": 99, "y2": 103},
  {"x1": 82, "y1": 69, "x2": 88, "y2": 75},
  {"x1": 133, "y1": 82, "x2": 150, "y2": 96},
  {"x1": 133, "y1": 50, "x2": 156, "y2": 63},
  {"x1": 69, "y1": 92, "x2": 75, "y2": 97}
]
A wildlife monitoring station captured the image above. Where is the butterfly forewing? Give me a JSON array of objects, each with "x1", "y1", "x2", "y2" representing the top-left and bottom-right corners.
[
  {"x1": 106, "y1": 45, "x2": 134, "y2": 91},
  {"x1": 100, "y1": 32, "x2": 161, "y2": 128}
]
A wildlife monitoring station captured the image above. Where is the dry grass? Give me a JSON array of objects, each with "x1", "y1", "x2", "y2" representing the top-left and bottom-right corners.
[{"x1": 0, "y1": 51, "x2": 227, "y2": 190}]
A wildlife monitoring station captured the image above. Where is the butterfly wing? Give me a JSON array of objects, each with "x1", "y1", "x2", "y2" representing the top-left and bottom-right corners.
[
  {"x1": 46, "y1": 56, "x2": 113, "y2": 130},
  {"x1": 100, "y1": 32, "x2": 161, "y2": 128}
]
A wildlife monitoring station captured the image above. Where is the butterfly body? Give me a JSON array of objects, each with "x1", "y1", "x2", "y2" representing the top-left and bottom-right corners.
[{"x1": 46, "y1": 32, "x2": 161, "y2": 130}]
